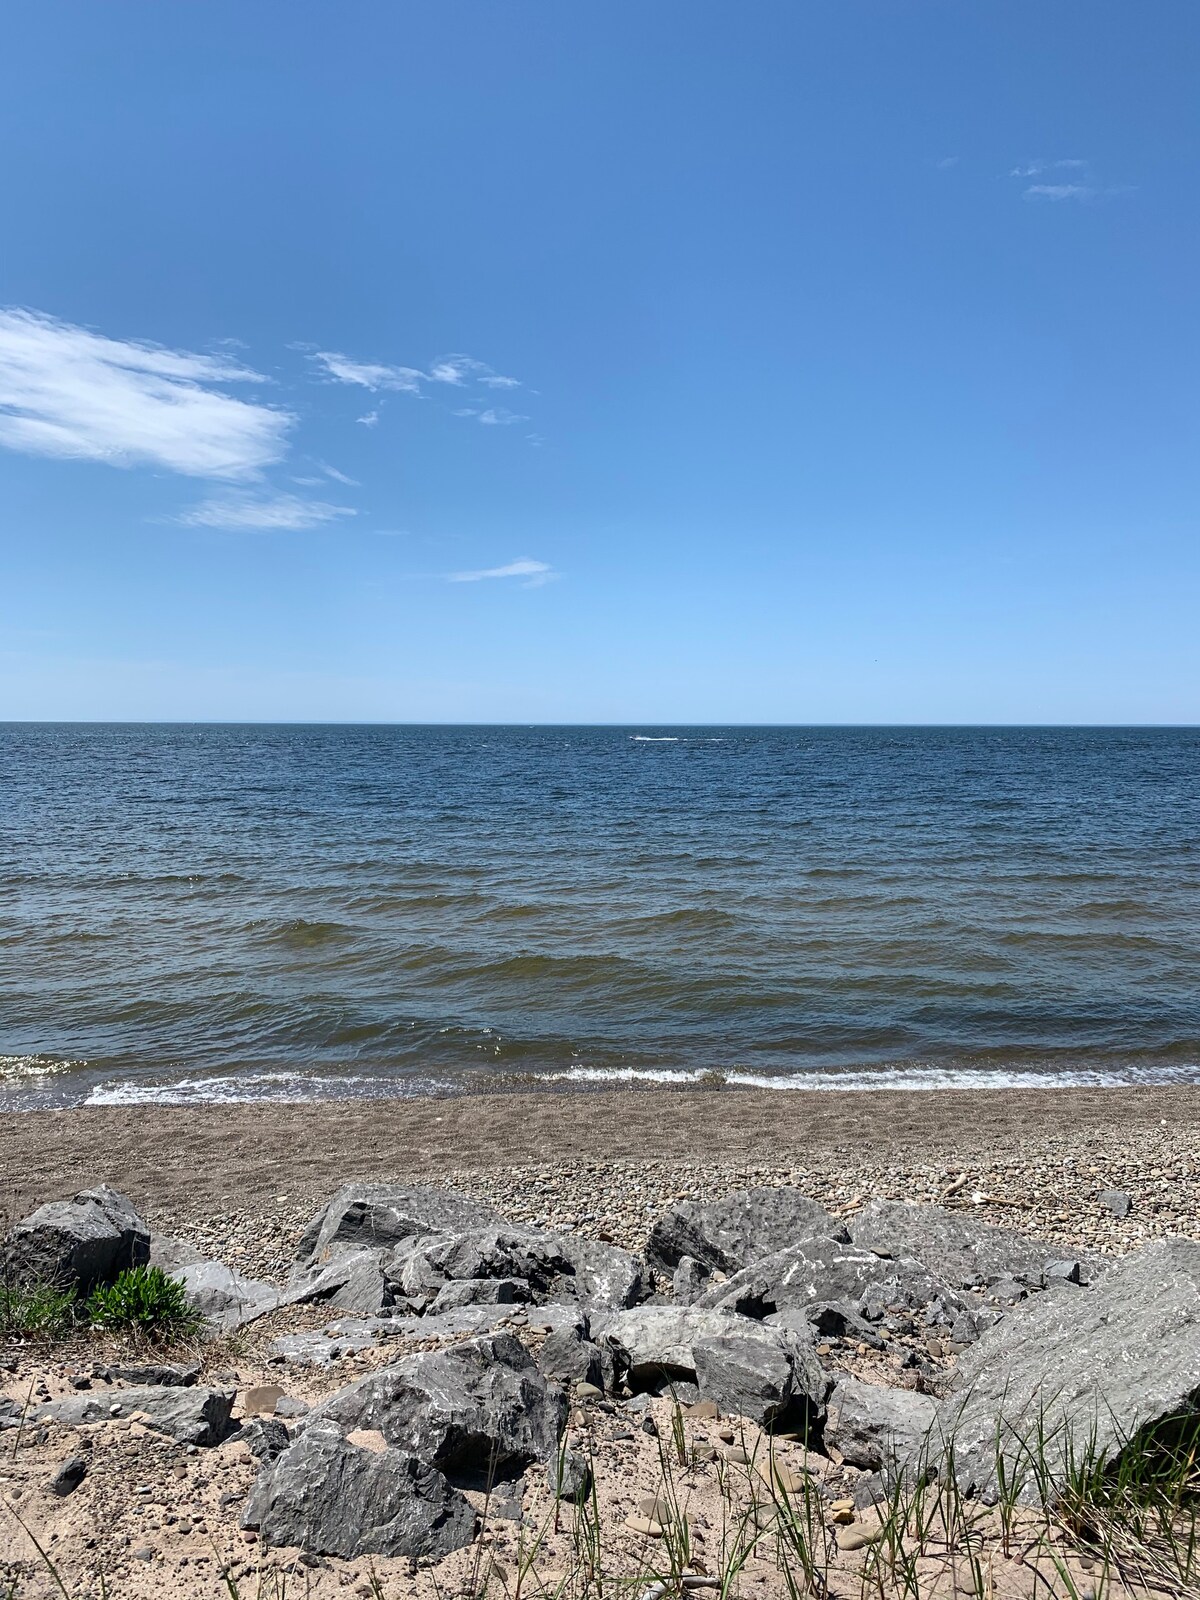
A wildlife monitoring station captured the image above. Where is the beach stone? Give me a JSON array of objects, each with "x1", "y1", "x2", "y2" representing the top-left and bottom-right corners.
[
  {"x1": 36, "y1": 1385, "x2": 234, "y2": 1446},
  {"x1": 102, "y1": 1360, "x2": 201, "y2": 1387},
  {"x1": 848, "y1": 1200, "x2": 1105, "y2": 1290},
  {"x1": 672, "y1": 1255, "x2": 708, "y2": 1305},
  {"x1": 173, "y1": 1260, "x2": 281, "y2": 1331},
  {"x1": 824, "y1": 1377, "x2": 938, "y2": 1470},
  {"x1": 47, "y1": 1457, "x2": 87, "y2": 1496},
  {"x1": 1100, "y1": 1189, "x2": 1132, "y2": 1220},
  {"x1": 244, "y1": 1385, "x2": 285, "y2": 1416},
  {"x1": 546, "y1": 1448, "x2": 591, "y2": 1502},
  {"x1": 306, "y1": 1332, "x2": 566, "y2": 1482},
  {"x1": 148, "y1": 1234, "x2": 207, "y2": 1271},
  {"x1": 648, "y1": 1187, "x2": 846, "y2": 1278},
  {"x1": 696, "y1": 1236, "x2": 967, "y2": 1326},
  {"x1": 939, "y1": 1238, "x2": 1200, "y2": 1502},
  {"x1": 242, "y1": 1421, "x2": 475, "y2": 1559},
  {"x1": 2, "y1": 1186, "x2": 149, "y2": 1293}
]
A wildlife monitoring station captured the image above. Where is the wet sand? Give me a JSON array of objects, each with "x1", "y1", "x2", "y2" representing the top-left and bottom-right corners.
[{"x1": 3, "y1": 1082, "x2": 1199, "y2": 1223}]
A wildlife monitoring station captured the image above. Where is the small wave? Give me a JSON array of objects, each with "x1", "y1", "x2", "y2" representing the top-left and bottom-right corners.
[
  {"x1": 0, "y1": 1054, "x2": 78, "y2": 1081},
  {"x1": 546, "y1": 1061, "x2": 1200, "y2": 1092},
  {"x1": 631, "y1": 736, "x2": 679, "y2": 742},
  {"x1": 83, "y1": 1069, "x2": 453, "y2": 1107},
  {"x1": 256, "y1": 919, "x2": 354, "y2": 950}
]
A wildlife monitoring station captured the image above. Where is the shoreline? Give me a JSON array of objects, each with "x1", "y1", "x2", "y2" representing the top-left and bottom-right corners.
[{"x1": 3, "y1": 1083, "x2": 1200, "y2": 1274}]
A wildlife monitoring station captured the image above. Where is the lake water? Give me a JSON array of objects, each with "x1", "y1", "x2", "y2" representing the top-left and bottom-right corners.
[{"x1": 2, "y1": 723, "x2": 1198, "y2": 1108}]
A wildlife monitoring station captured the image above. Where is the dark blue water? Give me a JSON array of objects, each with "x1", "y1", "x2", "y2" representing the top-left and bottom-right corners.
[{"x1": 2, "y1": 724, "x2": 1199, "y2": 1108}]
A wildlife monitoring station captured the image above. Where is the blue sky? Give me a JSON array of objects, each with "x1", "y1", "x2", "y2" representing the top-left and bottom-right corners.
[{"x1": 1, "y1": 2, "x2": 1197, "y2": 723}]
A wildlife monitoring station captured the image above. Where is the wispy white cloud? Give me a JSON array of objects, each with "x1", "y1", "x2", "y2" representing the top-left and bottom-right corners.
[
  {"x1": 317, "y1": 460, "x2": 358, "y2": 486},
  {"x1": 0, "y1": 307, "x2": 291, "y2": 479},
  {"x1": 178, "y1": 492, "x2": 356, "y2": 530},
  {"x1": 935, "y1": 156, "x2": 960, "y2": 170},
  {"x1": 1025, "y1": 183, "x2": 1095, "y2": 201},
  {"x1": 1008, "y1": 158, "x2": 1129, "y2": 202},
  {"x1": 312, "y1": 351, "x2": 424, "y2": 393},
  {"x1": 358, "y1": 410, "x2": 380, "y2": 428},
  {"x1": 448, "y1": 557, "x2": 555, "y2": 587},
  {"x1": 453, "y1": 405, "x2": 528, "y2": 426},
  {"x1": 428, "y1": 354, "x2": 520, "y2": 389}
]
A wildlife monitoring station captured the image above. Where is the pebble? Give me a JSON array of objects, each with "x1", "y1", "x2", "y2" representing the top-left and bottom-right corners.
[{"x1": 624, "y1": 1513, "x2": 664, "y2": 1537}]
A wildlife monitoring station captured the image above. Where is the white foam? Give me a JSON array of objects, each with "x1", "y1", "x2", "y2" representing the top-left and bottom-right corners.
[
  {"x1": 630, "y1": 736, "x2": 679, "y2": 742},
  {"x1": 83, "y1": 1069, "x2": 451, "y2": 1107},
  {"x1": 0, "y1": 1054, "x2": 75, "y2": 1080},
  {"x1": 547, "y1": 1062, "x2": 1200, "y2": 1092}
]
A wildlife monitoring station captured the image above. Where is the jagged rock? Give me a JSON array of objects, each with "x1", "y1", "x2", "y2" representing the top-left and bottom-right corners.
[
  {"x1": 849, "y1": 1200, "x2": 1105, "y2": 1290},
  {"x1": 47, "y1": 1457, "x2": 87, "y2": 1496},
  {"x1": 939, "y1": 1239, "x2": 1200, "y2": 1502},
  {"x1": 392, "y1": 1225, "x2": 642, "y2": 1312},
  {"x1": 148, "y1": 1235, "x2": 207, "y2": 1271},
  {"x1": 3, "y1": 1187, "x2": 149, "y2": 1293},
  {"x1": 233, "y1": 1417, "x2": 291, "y2": 1460},
  {"x1": 546, "y1": 1448, "x2": 592, "y2": 1502},
  {"x1": 593, "y1": 1306, "x2": 826, "y2": 1424},
  {"x1": 36, "y1": 1385, "x2": 234, "y2": 1446},
  {"x1": 1100, "y1": 1189, "x2": 1132, "y2": 1220},
  {"x1": 292, "y1": 1184, "x2": 503, "y2": 1276},
  {"x1": 648, "y1": 1187, "x2": 846, "y2": 1278},
  {"x1": 242, "y1": 1422, "x2": 475, "y2": 1558},
  {"x1": 101, "y1": 1360, "x2": 200, "y2": 1387},
  {"x1": 537, "y1": 1326, "x2": 603, "y2": 1388},
  {"x1": 432, "y1": 1278, "x2": 528, "y2": 1312},
  {"x1": 306, "y1": 1332, "x2": 566, "y2": 1483},
  {"x1": 695, "y1": 1236, "x2": 967, "y2": 1327},
  {"x1": 290, "y1": 1249, "x2": 393, "y2": 1316},
  {"x1": 788, "y1": 1303, "x2": 885, "y2": 1349},
  {"x1": 672, "y1": 1256, "x2": 708, "y2": 1305},
  {"x1": 825, "y1": 1377, "x2": 938, "y2": 1469},
  {"x1": 173, "y1": 1261, "x2": 281, "y2": 1331},
  {"x1": 692, "y1": 1328, "x2": 827, "y2": 1430}
]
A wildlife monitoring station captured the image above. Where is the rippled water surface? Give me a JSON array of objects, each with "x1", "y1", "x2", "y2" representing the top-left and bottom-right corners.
[{"x1": 2, "y1": 724, "x2": 1199, "y2": 1106}]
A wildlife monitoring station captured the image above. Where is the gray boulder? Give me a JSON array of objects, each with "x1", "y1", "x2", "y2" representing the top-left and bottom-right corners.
[
  {"x1": 696, "y1": 1236, "x2": 966, "y2": 1326},
  {"x1": 3, "y1": 1187, "x2": 149, "y2": 1293},
  {"x1": 594, "y1": 1306, "x2": 827, "y2": 1424},
  {"x1": 101, "y1": 1360, "x2": 200, "y2": 1387},
  {"x1": 939, "y1": 1239, "x2": 1200, "y2": 1501},
  {"x1": 307, "y1": 1332, "x2": 566, "y2": 1482},
  {"x1": 292, "y1": 1183, "x2": 502, "y2": 1275},
  {"x1": 693, "y1": 1329, "x2": 827, "y2": 1430},
  {"x1": 546, "y1": 1448, "x2": 592, "y2": 1502},
  {"x1": 173, "y1": 1261, "x2": 282, "y2": 1331},
  {"x1": 537, "y1": 1326, "x2": 603, "y2": 1388},
  {"x1": 825, "y1": 1376, "x2": 938, "y2": 1470},
  {"x1": 393, "y1": 1225, "x2": 642, "y2": 1312},
  {"x1": 432, "y1": 1278, "x2": 528, "y2": 1312},
  {"x1": 648, "y1": 1187, "x2": 846, "y2": 1278},
  {"x1": 672, "y1": 1256, "x2": 708, "y2": 1305},
  {"x1": 234, "y1": 1416, "x2": 291, "y2": 1460},
  {"x1": 289, "y1": 1248, "x2": 393, "y2": 1316},
  {"x1": 243, "y1": 1422, "x2": 475, "y2": 1559},
  {"x1": 37, "y1": 1384, "x2": 233, "y2": 1446},
  {"x1": 1100, "y1": 1189, "x2": 1132, "y2": 1220},
  {"x1": 849, "y1": 1200, "x2": 1105, "y2": 1290}
]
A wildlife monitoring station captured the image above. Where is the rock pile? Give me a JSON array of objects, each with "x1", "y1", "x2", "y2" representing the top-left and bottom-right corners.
[{"x1": 5, "y1": 1175, "x2": 1200, "y2": 1568}]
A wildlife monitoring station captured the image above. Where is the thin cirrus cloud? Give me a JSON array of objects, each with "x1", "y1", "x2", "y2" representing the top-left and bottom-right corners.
[
  {"x1": 1008, "y1": 159, "x2": 1129, "y2": 202},
  {"x1": 452, "y1": 406, "x2": 529, "y2": 426},
  {"x1": 312, "y1": 348, "x2": 520, "y2": 395},
  {"x1": 448, "y1": 558, "x2": 555, "y2": 587},
  {"x1": 177, "y1": 492, "x2": 356, "y2": 531},
  {"x1": 0, "y1": 307, "x2": 292, "y2": 478}
]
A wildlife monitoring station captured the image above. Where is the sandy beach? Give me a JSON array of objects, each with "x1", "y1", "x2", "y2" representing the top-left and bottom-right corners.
[{"x1": 5, "y1": 1083, "x2": 1200, "y2": 1274}]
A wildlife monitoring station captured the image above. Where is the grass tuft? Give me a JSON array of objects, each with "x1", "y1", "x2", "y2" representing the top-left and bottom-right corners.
[{"x1": 84, "y1": 1264, "x2": 204, "y2": 1340}]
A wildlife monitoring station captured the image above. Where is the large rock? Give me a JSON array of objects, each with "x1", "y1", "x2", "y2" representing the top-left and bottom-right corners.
[
  {"x1": 648, "y1": 1187, "x2": 846, "y2": 1278},
  {"x1": 37, "y1": 1385, "x2": 234, "y2": 1446},
  {"x1": 242, "y1": 1422, "x2": 475, "y2": 1558},
  {"x1": 289, "y1": 1249, "x2": 394, "y2": 1316},
  {"x1": 938, "y1": 1239, "x2": 1200, "y2": 1502},
  {"x1": 849, "y1": 1200, "x2": 1105, "y2": 1290},
  {"x1": 392, "y1": 1225, "x2": 642, "y2": 1312},
  {"x1": 173, "y1": 1261, "x2": 282, "y2": 1331},
  {"x1": 306, "y1": 1332, "x2": 566, "y2": 1483},
  {"x1": 594, "y1": 1306, "x2": 827, "y2": 1425},
  {"x1": 695, "y1": 1236, "x2": 966, "y2": 1327},
  {"x1": 825, "y1": 1377, "x2": 938, "y2": 1470},
  {"x1": 3, "y1": 1187, "x2": 149, "y2": 1293},
  {"x1": 292, "y1": 1183, "x2": 503, "y2": 1276}
]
